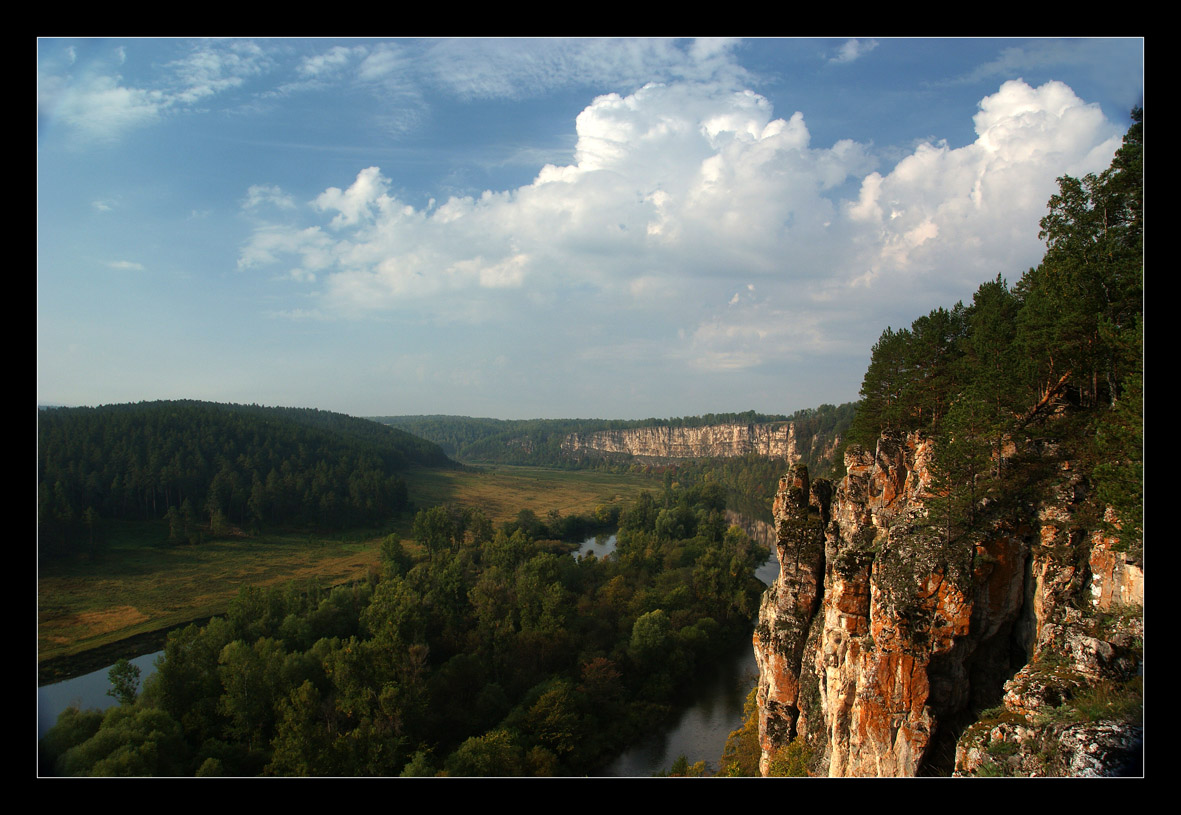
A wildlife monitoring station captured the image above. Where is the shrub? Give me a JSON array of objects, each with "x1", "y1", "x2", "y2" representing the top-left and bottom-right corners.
[{"x1": 767, "y1": 739, "x2": 812, "y2": 777}]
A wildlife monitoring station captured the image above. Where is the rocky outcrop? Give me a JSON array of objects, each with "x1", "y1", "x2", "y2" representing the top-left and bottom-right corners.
[
  {"x1": 752, "y1": 464, "x2": 829, "y2": 766},
  {"x1": 563, "y1": 423, "x2": 814, "y2": 462},
  {"x1": 752, "y1": 431, "x2": 1143, "y2": 777},
  {"x1": 952, "y1": 520, "x2": 1144, "y2": 778}
]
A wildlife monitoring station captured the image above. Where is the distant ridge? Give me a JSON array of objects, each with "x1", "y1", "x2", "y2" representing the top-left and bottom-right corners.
[{"x1": 374, "y1": 404, "x2": 854, "y2": 473}]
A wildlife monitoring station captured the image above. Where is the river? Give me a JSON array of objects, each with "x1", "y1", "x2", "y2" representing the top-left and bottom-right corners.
[
  {"x1": 590, "y1": 518, "x2": 777, "y2": 776},
  {"x1": 40, "y1": 524, "x2": 779, "y2": 776},
  {"x1": 38, "y1": 650, "x2": 163, "y2": 739}
]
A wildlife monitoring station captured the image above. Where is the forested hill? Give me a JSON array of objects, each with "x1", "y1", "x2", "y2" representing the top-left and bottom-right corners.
[
  {"x1": 38, "y1": 400, "x2": 456, "y2": 556},
  {"x1": 845, "y1": 109, "x2": 1143, "y2": 553},
  {"x1": 372, "y1": 406, "x2": 854, "y2": 469}
]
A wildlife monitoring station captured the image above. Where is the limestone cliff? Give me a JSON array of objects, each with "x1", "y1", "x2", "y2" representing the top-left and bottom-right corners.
[
  {"x1": 562, "y1": 422, "x2": 837, "y2": 466},
  {"x1": 753, "y1": 431, "x2": 1143, "y2": 777}
]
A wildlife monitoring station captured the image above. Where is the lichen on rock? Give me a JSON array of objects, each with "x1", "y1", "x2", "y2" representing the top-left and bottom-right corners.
[{"x1": 752, "y1": 430, "x2": 1143, "y2": 777}]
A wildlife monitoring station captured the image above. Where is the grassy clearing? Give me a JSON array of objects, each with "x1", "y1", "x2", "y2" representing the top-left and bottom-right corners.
[
  {"x1": 407, "y1": 464, "x2": 659, "y2": 525},
  {"x1": 38, "y1": 529, "x2": 383, "y2": 666},
  {"x1": 39, "y1": 465, "x2": 660, "y2": 671}
]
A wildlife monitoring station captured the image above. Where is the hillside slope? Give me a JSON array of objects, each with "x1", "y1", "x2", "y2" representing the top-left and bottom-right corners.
[{"x1": 38, "y1": 400, "x2": 455, "y2": 556}]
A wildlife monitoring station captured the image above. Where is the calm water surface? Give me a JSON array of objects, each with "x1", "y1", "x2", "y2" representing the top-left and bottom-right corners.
[
  {"x1": 38, "y1": 650, "x2": 162, "y2": 739},
  {"x1": 596, "y1": 521, "x2": 777, "y2": 776},
  {"x1": 598, "y1": 642, "x2": 760, "y2": 776},
  {"x1": 575, "y1": 532, "x2": 618, "y2": 560}
]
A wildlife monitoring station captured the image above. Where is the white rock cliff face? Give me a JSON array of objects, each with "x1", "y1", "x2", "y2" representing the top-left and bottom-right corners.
[
  {"x1": 562, "y1": 423, "x2": 800, "y2": 460},
  {"x1": 753, "y1": 431, "x2": 1143, "y2": 777}
]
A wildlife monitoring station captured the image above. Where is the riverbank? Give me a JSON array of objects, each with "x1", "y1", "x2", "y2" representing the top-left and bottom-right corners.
[{"x1": 38, "y1": 619, "x2": 206, "y2": 686}]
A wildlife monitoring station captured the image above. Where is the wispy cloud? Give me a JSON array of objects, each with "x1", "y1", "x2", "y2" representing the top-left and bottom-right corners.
[
  {"x1": 267, "y1": 307, "x2": 327, "y2": 320},
  {"x1": 955, "y1": 38, "x2": 1131, "y2": 84},
  {"x1": 38, "y1": 40, "x2": 273, "y2": 143},
  {"x1": 41, "y1": 71, "x2": 166, "y2": 143},
  {"x1": 39, "y1": 38, "x2": 751, "y2": 148},
  {"x1": 162, "y1": 40, "x2": 270, "y2": 104},
  {"x1": 419, "y1": 38, "x2": 748, "y2": 100},
  {"x1": 829, "y1": 39, "x2": 879, "y2": 64},
  {"x1": 105, "y1": 260, "x2": 145, "y2": 271},
  {"x1": 298, "y1": 44, "x2": 369, "y2": 79},
  {"x1": 951, "y1": 38, "x2": 1144, "y2": 112},
  {"x1": 243, "y1": 184, "x2": 297, "y2": 211}
]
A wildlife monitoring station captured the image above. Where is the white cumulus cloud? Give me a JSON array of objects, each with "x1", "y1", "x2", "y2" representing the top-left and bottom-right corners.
[
  {"x1": 314, "y1": 167, "x2": 392, "y2": 228},
  {"x1": 842, "y1": 78, "x2": 1120, "y2": 290},
  {"x1": 239, "y1": 77, "x2": 1125, "y2": 371}
]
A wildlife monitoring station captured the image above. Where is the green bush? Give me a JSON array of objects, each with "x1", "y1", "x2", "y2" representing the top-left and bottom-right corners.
[{"x1": 767, "y1": 739, "x2": 812, "y2": 777}]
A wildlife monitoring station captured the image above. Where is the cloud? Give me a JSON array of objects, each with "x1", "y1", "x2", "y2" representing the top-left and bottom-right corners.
[
  {"x1": 41, "y1": 72, "x2": 165, "y2": 142},
  {"x1": 39, "y1": 39, "x2": 748, "y2": 149},
  {"x1": 105, "y1": 260, "x2": 145, "y2": 271},
  {"x1": 237, "y1": 225, "x2": 335, "y2": 275},
  {"x1": 313, "y1": 166, "x2": 391, "y2": 228},
  {"x1": 418, "y1": 38, "x2": 749, "y2": 101},
  {"x1": 958, "y1": 39, "x2": 1138, "y2": 86},
  {"x1": 298, "y1": 44, "x2": 369, "y2": 79},
  {"x1": 842, "y1": 79, "x2": 1120, "y2": 290},
  {"x1": 830, "y1": 39, "x2": 879, "y2": 64},
  {"x1": 162, "y1": 41, "x2": 269, "y2": 104},
  {"x1": 267, "y1": 307, "x2": 326, "y2": 320},
  {"x1": 243, "y1": 184, "x2": 296, "y2": 211},
  {"x1": 38, "y1": 40, "x2": 272, "y2": 143},
  {"x1": 272, "y1": 44, "x2": 374, "y2": 97},
  {"x1": 239, "y1": 78, "x2": 1124, "y2": 373},
  {"x1": 950, "y1": 39, "x2": 1143, "y2": 119}
]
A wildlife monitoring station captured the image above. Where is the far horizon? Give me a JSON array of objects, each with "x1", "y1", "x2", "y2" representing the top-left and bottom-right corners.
[
  {"x1": 38, "y1": 38, "x2": 1144, "y2": 420},
  {"x1": 37, "y1": 399, "x2": 837, "y2": 424}
]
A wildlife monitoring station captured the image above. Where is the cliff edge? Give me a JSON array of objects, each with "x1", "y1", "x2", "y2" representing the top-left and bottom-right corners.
[
  {"x1": 562, "y1": 422, "x2": 841, "y2": 468},
  {"x1": 753, "y1": 431, "x2": 1143, "y2": 777}
]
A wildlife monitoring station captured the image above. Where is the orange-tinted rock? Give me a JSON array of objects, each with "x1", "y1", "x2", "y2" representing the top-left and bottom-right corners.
[
  {"x1": 754, "y1": 428, "x2": 1143, "y2": 777},
  {"x1": 754, "y1": 431, "x2": 1042, "y2": 776}
]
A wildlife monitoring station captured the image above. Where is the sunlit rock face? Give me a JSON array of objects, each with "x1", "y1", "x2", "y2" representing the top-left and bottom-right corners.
[
  {"x1": 752, "y1": 463, "x2": 827, "y2": 773},
  {"x1": 563, "y1": 423, "x2": 802, "y2": 461},
  {"x1": 752, "y1": 431, "x2": 1143, "y2": 777}
]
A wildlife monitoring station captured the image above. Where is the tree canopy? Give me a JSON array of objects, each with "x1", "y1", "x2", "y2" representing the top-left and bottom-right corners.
[
  {"x1": 38, "y1": 400, "x2": 455, "y2": 556},
  {"x1": 846, "y1": 109, "x2": 1143, "y2": 552}
]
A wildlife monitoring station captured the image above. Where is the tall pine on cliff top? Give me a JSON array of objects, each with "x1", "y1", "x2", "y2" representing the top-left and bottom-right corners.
[{"x1": 847, "y1": 110, "x2": 1143, "y2": 552}]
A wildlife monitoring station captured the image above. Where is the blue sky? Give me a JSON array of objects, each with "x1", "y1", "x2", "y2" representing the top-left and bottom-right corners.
[{"x1": 37, "y1": 37, "x2": 1143, "y2": 420}]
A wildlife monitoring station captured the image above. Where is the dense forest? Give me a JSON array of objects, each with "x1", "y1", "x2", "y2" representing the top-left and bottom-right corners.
[
  {"x1": 845, "y1": 109, "x2": 1143, "y2": 555},
  {"x1": 37, "y1": 400, "x2": 455, "y2": 557},
  {"x1": 40, "y1": 484, "x2": 769, "y2": 776}
]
